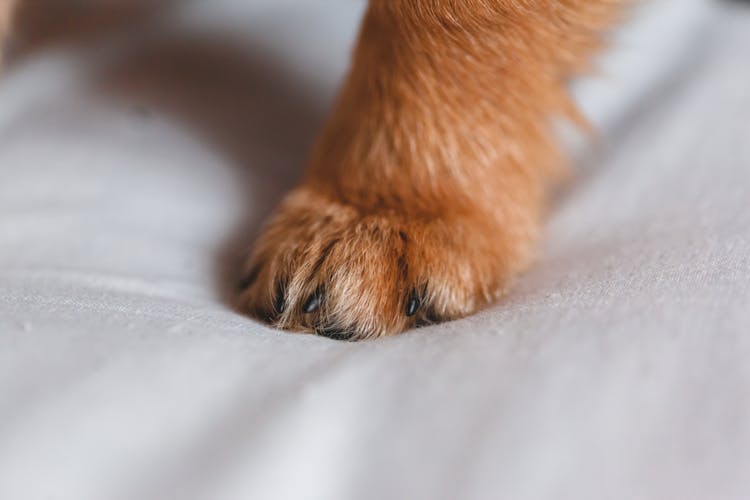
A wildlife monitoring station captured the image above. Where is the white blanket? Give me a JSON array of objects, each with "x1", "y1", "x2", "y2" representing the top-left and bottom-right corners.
[{"x1": 1, "y1": 1, "x2": 749, "y2": 499}]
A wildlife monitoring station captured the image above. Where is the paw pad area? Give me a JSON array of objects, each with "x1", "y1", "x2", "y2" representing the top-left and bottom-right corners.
[{"x1": 237, "y1": 189, "x2": 518, "y2": 339}]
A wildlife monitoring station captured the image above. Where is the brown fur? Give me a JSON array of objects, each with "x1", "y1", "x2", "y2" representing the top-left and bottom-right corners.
[
  {"x1": 240, "y1": 0, "x2": 625, "y2": 340},
  {"x1": 0, "y1": 0, "x2": 625, "y2": 340}
]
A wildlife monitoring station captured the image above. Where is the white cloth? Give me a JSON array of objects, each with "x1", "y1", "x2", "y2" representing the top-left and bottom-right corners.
[{"x1": 1, "y1": 1, "x2": 748, "y2": 499}]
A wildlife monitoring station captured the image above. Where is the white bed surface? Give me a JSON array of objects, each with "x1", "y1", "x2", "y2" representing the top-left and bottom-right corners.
[{"x1": 1, "y1": 2, "x2": 749, "y2": 499}]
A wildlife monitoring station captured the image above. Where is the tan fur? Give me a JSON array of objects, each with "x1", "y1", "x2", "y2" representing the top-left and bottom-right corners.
[{"x1": 240, "y1": 0, "x2": 625, "y2": 340}]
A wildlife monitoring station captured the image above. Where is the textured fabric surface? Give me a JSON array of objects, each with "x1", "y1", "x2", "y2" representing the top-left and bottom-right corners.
[{"x1": 1, "y1": 1, "x2": 748, "y2": 499}]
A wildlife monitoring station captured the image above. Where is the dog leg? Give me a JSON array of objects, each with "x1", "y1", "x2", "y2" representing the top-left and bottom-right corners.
[{"x1": 239, "y1": 0, "x2": 624, "y2": 340}]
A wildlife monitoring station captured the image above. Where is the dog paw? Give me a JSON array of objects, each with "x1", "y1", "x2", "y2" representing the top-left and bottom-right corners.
[{"x1": 237, "y1": 187, "x2": 535, "y2": 340}]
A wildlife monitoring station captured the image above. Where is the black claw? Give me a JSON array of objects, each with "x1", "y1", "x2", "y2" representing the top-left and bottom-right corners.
[
  {"x1": 303, "y1": 288, "x2": 324, "y2": 314},
  {"x1": 317, "y1": 327, "x2": 356, "y2": 342},
  {"x1": 406, "y1": 291, "x2": 421, "y2": 317},
  {"x1": 273, "y1": 285, "x2": 286, "y2": 315}
]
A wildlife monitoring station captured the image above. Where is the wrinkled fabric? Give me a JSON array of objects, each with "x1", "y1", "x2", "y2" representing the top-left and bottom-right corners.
[{"x1": 1, "y1": 1, "x2": 748, "y2": 499}]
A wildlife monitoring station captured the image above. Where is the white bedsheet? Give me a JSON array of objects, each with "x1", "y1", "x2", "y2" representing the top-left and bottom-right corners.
[{"x1": 1, "y1": 1, "x2": 749, "y2": 499}]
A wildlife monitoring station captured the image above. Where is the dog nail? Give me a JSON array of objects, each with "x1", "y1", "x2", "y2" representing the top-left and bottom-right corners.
[
  {"x1": 303, "y1": 288, "x2": 323, "y2": 314},
  {"x1": 274, "y1": 285, "x2": 286, "y2": 314},
  {"x1": 273, "y1": 281, "x2": 286, "y2": 314},
  {"x1": 406, "y1": 292, "x2": 420, "y2": 317}
]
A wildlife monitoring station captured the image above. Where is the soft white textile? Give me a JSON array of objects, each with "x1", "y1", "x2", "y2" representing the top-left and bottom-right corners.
[{"x1": 1, "y1": 1, "x2": 749, "y2": 499}]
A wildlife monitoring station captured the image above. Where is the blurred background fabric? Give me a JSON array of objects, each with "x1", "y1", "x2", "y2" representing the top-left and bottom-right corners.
[{"x1": 1, "y1": 1, "x2": 749, "y2": 499}]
